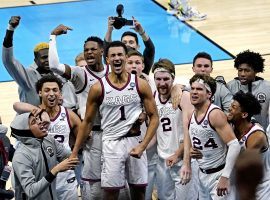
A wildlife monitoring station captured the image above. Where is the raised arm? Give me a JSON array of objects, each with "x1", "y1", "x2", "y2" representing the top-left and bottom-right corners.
[
  {"x1": 131, "y1": 17, "x2": 155, "y2": 75},
  {"x1": 70, "y1": 81, "x2": 102, "y2": 158},
  {"x1": 130, "y1": 78, "x2": 159, "y2": 158},
  {"x1": 49, "y1": 24, "x2": 73, "y2": 79},
  {"x1": 2, "y1": 16, "x2": 32, "y2": 90},
  {"x1": 13, "y1": 102, "x2": 38, "y2": 114}
]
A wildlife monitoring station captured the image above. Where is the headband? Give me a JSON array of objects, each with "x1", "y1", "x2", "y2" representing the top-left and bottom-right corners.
[
  {"x1": 195, "y1": 78, "x2": 211, "y2": 93},
  {"x1": 153, "y1": 67, "x2": 175, "y2": 77}
]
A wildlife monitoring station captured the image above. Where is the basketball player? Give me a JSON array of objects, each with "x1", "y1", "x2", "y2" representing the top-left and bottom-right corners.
[
  {"x1": 13, "y1": 74, "x2": 81, "y2": 200},
  {"x1": 2, "y1": 16, "x2": 77, "y2": 109},
  {"x1": 49, "y1": 24, "x2": 108, "y2": 199},
  {"x1": 152, "y1": 58, "x2": 198, "y2": 200},
  {"x1": 227, "y1": 91, "x2": 270, "y2": 200},
  {"x1": 186, "y1": 74, "x2": 240, "y2": 199},
  {"x1": 70, "y1": 41, "x2": 159, "y2": 200}
]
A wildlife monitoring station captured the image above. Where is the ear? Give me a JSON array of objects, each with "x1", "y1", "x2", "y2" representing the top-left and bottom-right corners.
[
  {"x1": 192, "y1": 66, "x2": 196, "y2": 73},
  {"x1": 242, "y1": 112, "x2": 248, "y2": 119},
  {"x1": 105, "y1": 56, "x2": 109, "y2": 65},
  {"x1": 39, "y1": 90, "x2": 42, "y2": 97}
]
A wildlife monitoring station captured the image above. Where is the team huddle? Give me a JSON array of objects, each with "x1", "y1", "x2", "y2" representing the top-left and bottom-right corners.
[{"x1": 1, "y1": 13, "x2": 270, "y2": 200}]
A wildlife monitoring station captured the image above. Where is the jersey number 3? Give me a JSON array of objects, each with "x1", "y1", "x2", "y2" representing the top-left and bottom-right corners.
[{"x1": 192, "y1": 137, "x2": 218, "y2": 150}]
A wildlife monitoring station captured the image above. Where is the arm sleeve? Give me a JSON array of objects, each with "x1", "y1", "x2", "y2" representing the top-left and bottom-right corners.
[
  {"x1": 48, "y1": 35, "x2": 65, "y2": 75},
  {"x1": 12, "y1": 153, "x2": 52, "y2": 198},
  {"x1": 222, "y1": 139, "x2": 241, "y2": 178},
  {"x1": 142, "y1": 37, "x2": 155, "y2": 75}
]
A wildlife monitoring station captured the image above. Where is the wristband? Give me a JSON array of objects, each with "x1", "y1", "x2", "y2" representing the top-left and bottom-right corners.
[{"x1": 7, "y1": 24, "x2": 15, "y2": 31}]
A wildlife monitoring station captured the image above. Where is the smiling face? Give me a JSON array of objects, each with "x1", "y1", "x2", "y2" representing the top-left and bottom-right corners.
[
  {"x1": 237, "y1": 63, "x2": 256, "y2": 85},
  {"x1": 227, "y1": 100, "x2": 244, "y2": 122},
  {"x1": 39, "y1": 82, "x2": 61, "y2": 108},
  {"x1": 34, "y1": 48, "x2": 50, "y2": 73},
  {"x1": 29, "y1": 113, "x2": 50, "y2": 139},
  {"x1": 106, "y1": 46, "x2": 127, "y2": 75},
  {"x1": 154, "y1": 71, "x2": 174, "y2": 96}
]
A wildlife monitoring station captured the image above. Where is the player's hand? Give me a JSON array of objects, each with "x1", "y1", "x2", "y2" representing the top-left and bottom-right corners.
[
  {"x1": 130, "y1": 143, "x2": 144, "y2": 159},
  {"x1": 190, "y1": 147, "x2": 203, "y2": 159},
  {"x1": 216, "y1": 176, "x2": 230, "y2": 196},
  {"x1": 51, "y1": 24, "x2": 72, "y2": 36},
  {"x1": 137, "y1": 112, "x2": 147, "y2": 124},
  {"x1": 108, "y1": 16, "x2": 115, "y2": 31},
  {"x1": 179, "y1": 164, "x2": 191, "y2": 185},
  {"x1": 131, "y1": 16, "x2": 144, "y2": 35},
  {"x1": 171, "y1": 84, "x2": 184, "y2": 110},
  {"x1": 53, "y1": 157, "x2": 79, "y2": 174},
  {"x1": 31, "y1": 108, "x2": 50, "y2": 132},
  {"x1": 166, "y1": 154, "x2": 179, "y2": 167},
  {"x1": 9, "y1": 16, "x2": 21, "y2": 29}
]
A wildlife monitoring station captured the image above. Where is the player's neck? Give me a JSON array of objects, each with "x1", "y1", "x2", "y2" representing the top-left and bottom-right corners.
[
  {"x1": 86, "y1": 62, "x2": 104, "y2": 72},
  {"x1": 109, "y1": 71, "x2": 129, "y2": 87},
  {"x1": 195, "y1": 100, "x2": 210, "y2": 116},
  {"x1": 235, "y1": 121, "x2": 253, "y2": 139}
]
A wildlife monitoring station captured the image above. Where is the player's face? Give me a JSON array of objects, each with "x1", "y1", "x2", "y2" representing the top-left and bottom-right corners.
[
  {"x1": 227, "y1": 100, "x2": 243, "y2": 122},
  {"x1": 237, "y1": 63, "x2": 256, "y2": 85},
  {"x1": 29, "y1": 114, "x2": 49, "y2": 139},
  {"x1": 35, "y1": 48, "x2": 50, "y2": 72},
  {"x1": 39, "y1": 82, "x2": 61, "y2": 108},
  {"x1": 126, "y1": 55, "x2": 144, "y2": 76},
  {"x1": 154, "y1": 71, "x2": 174, "y2": 96},
  {"x1": 84, "y1": 41, "x2": 103, "y2": 67},
  {"x1": 190, "y1": 82, "x2": 211, "y2": 106},
  {"x1": 192, "y1": 58, "x2": 213, "y2": 76},
  {"x1": 107, "y1": 46, "x2": 127, "y2": 75},
  {"x1": 76, "y1": 59, "x2": 87, "y2": 67},
  {"x1": 122, "y1": 35, "x2": 138, "y2": 50}
]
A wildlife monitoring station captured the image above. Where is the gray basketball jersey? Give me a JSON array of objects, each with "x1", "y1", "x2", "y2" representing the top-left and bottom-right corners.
[
  {"x1": 189, "y1": 104, "x2": 227, "y2": 170},
  {"x1": 99, "y1": 74, "x2": 142, "y2": 140},
  {"x1": 227, "y1": 78, "x2": 270, "y2": 130},
  {"x1": 48, "y1": 106, "x2": 71, "y2": 150},
  {"x1": 154, "y1": 91, "x2": 184, "y2": 159}
]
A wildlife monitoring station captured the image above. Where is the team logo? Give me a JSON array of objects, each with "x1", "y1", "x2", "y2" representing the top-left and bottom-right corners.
[
  {"x1": 130, "y1": 82, "x2": 135, "y2": 88},
  {"x1": 256, "y1": 93, "x2": 266, "y2": 103},
  {"x1": 46, "y1": 146, "x2": 54, "y2": 157},
  {"x1": 60, "y1": 113, "x2": 66, "y2": 121},
  {"x1": 203, "y1": 120, "x2": 208, "y2": 126}
]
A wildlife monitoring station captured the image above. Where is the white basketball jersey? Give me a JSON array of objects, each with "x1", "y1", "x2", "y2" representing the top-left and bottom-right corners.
[
  {"x1": 189, "y1": 104, "x2": 227, "y2": 170},
  {"x1": 99, "y1": 74, "x2": 142, "y2": 140},
  {"x1": 154, "y1": 91, "x2": 184, "y2": 159},
  {"x1": 77, "y1": 65, "x2": 109, "y2": 119},
  {"x1": 239, "y1": 124, "x2": 270, "y2": 182},
  {"x1": 48, "y1": 106, "x2": 71, "y2": 150}
]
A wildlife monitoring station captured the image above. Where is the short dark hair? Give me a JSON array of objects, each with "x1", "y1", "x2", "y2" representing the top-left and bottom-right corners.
[
  {"x1": 190, "y1": 74, "x2": 216, "y2": 97},
  {"x1": 234, "y1": 50, "x2": 265, "y2": 73},
  {"x1": 36, "y1": 74, "x2": 63, "y2": 93},
  {"x1": 193, "y1": 52, "x2": 213, "y2": 66},
  {"x1": 105, "y1": 41, "x2": 128, "y2": 58},
  {"x1": 84, "y1": 36, "x2": 104, "y2": 49},
  {"x1": 121, "y1": 31, "x2": 139, "y2": 45},
  {"x1": 127, "y1": 49, "x2": 143, "y2": 60},
  {"x1": 233, "y1": 91, "x2": 261, "y2": 121}
]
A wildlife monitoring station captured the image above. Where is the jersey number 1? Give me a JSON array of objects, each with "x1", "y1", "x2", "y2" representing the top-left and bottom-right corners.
[{"x1": 119, "y1": 106, "x2": 126, "y2": 120}]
